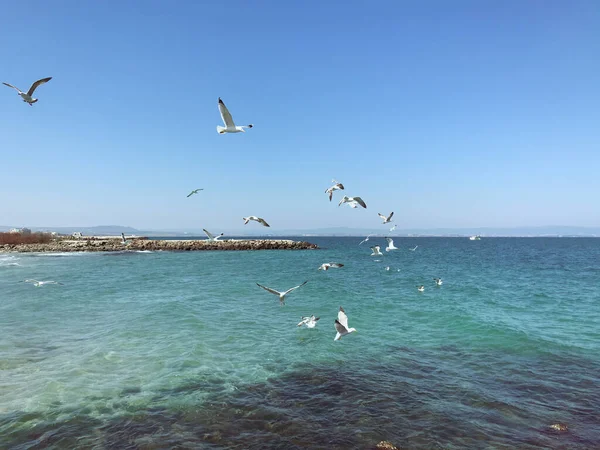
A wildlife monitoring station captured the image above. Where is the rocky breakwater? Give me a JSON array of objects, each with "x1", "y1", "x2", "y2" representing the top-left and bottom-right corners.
[{"x1": 0, "y1": 238, "x2": 319, "y2": 253}]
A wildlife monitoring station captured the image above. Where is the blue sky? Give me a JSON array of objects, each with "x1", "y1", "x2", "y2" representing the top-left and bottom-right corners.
[{"x1": 1, "y1": 0, "x2": 599, "y2": 231}]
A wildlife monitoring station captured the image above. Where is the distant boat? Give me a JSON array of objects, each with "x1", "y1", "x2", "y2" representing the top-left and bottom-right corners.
[{"x1": 469, "y1": 235, "x2": 481, "y2": 240}]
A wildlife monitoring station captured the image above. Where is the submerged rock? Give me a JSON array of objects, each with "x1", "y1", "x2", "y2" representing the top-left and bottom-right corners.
[{"x1": 374, "y1": 441, "x2": 399, "y2": 450}]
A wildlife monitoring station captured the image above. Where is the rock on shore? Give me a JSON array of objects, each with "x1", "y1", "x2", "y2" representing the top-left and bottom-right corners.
[{"x1": 0, "y1": 238, "x2": 319, "y2": 253}]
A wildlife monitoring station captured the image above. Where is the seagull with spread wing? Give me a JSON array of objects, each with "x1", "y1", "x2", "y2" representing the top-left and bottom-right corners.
[
  {"x1": 22, "y1": 279, "x2": 63, "y2": 287},
  {"x1": 216, "y1": 97, "x2": 253, "y2": 134},
  {"x1": 3, "y1": 77, "x2": 52, "y2": 105},
  {"x1": 385, "y1": 237, "x2": 398, "y2": 251},
  {"x1": 325, "y1": 181, "x2": 345, "y2": 201},
  {"x1": 370, "y1": 245, "x2": 383, "y2": 256},
  {"x1": 187, "y1": 189, "x2": 203, "y2": 197},
  {"x1": 334, "y1": 306, "x2": 357, "y2": 341},
  {"x1": 243, "y1": 216, "x2": 270, "y2": 227},
  {"x1": 338, "y1": 196, "x2": 367, "y2": 209},
  {"x1": 378, "y1": 212, "x2": 394, "y2": 224},
  {"x1": 298, "y1": 315, "x2": 320, "y2": 328},
  {"x1": 256, "y1": 280, "x2": 308, "y2": 306},
  {"x1": 318, "y1": 262, "x2": 344, "y2": 271},
  {"x1": 203, "y1": 229, "x2": 224, "y2": 241}
]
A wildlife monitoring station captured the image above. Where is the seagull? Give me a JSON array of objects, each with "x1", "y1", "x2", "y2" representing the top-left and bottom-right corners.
[
  {"x1": 338, "y1": 196, "x2": 367, "y2": 209},
  {"x1": 22, "y1": 279, "x2": 63, "y2": 287},
  {"x1": 358, "y1": 234, "x2": 374, "y2": 245},
  {"x1": 203, "y1": 229, "x2": 224, "y2": 241},
  {"x1": 385, "y1": 266, "x2": 390, "y2": 271},
  {"x1": 434, "y1": 278, "x2": 443, "y2": 286},
  {"x1": 3, "y1": 77, "x2": 52, "y2": 105},
  {"x1": 385, "y1": 237, "x2": 398, "y2": 251},
  {"x1": 318, "y1": 262, "x2": 344, "y2": 271},
  {"x1": 389, "y1": 224, "x2": 397, "y2": 232},
  {"x1": 256, "y1": 280, "x2": 308, "y2": 306},
  {"x1": 370, "y1": 245, "x2": 383, "y2": 256},
  {"x1": 334, "y1": 306, "x2": 357, "y2": 341},
  {"x1": 187, "y1": 188, "x2": 203, "y2": 197},
  {"x1": 409, "y1": 245, "x2": 418, "y2": 251},
  {"x1": 378, "y1": 212, "x2": 394, "y2": 224},
  {"x1": 243, "y1": 216, "x2": 270, "y2": 227},
  {"x1": 325, "y1": 182, "x2": 345, "y2": 201},
  {"x1": 417, "y1": 285, "x2": 425, "y2": 292},
  {"x1": 216, "y1": 97, "x2": 253, "y2": 134},
  {"x1": 297, "y1": 315, "x2": 320, "y2": 328},
  {"x1": 121, "y1": 233, "x2": 127, "y2": 245}
]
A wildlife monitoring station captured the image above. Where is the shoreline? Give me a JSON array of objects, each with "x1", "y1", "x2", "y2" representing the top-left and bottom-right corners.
[{"x1": 0, "y1": 238, "x2": 319, "y2": 253}]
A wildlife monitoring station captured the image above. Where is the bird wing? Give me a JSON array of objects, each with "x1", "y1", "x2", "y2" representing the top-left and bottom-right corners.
[
  {"x1": 297, "y1": 317, "x2": 309, "y2": 326},
  {"x1": 27, "y1": 77, "x2": 52, "y2": 96},
  {"x1": 283, "y1": 280, "x2": 308, "y2": 296},
  {"x1": 335, "y1": 319, "x2": 348, "y2": 336},
  {"x1": 378, "y1": 213, "x2": 386, "y2": 221},
  {"x1": 328, "y1": 190, "x2": 333, "y2": 201},
  {"x1": 330, "y1": 263, "x2": 344, "y2": 268},
  {"x1": 3, "y1": 82, "x2": 23, "y2": 93},
  {"x1": 386, "y1": 237, "x2": 393, "y2": 246},
  {"x1": 336, "y1": 183, "x2": 344, "y2": 190},
  {"x1": 338, "y1": 196, "x2": 348, "y2": 206},
  {"x1": 258, "y1": 218, "x2": 270, "y2": 227},
  {"x1": 337, "y1": 307, "x2": 349, "y2": 329},
  {"x1": 187, "y1": 191, "x2": 194, "y2": 197},
  {"x1": 218, "y1": 98, "x2": 235, "y2": 127},
  {"x1": 353, "y1": 197, "x2": 367, "y2": 208},
  {"x1": 388, "y1": 212, "x2": 394, "y2": 221},
  {"x1": 256, "y1": 283, "x2": 282, "y2": 296},
  {"x1": 203, "y1": 229, "x2": 215, "y2": 239}
]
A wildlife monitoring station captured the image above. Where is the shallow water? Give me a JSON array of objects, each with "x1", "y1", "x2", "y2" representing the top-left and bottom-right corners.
[{"x1": 1, "y1": 237, "x2": 599, "y2": 449}]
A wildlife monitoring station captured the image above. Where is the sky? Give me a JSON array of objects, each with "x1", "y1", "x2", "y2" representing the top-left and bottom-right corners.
[{"x1": 1, "y1": 0, "x2": 599, "y2": 232}]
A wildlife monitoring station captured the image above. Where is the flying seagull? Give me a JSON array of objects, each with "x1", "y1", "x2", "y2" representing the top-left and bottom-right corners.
[
  {"x1": 243, "y1": 216, "x2": 270, "y2": 227},
  {"x1": 203, "y1": 229, "x2": 224, "y2": 241},
  {"x1": 334, "y1": 306, "x2": 357, "y2": 341},
  {"x1": 370, "y1": 245, "x2": 383, "y2": 256},
  {"x1": 378, "y1": 212, "x2": 394, "y2": 224},
  {"x1": 298, "y1": 315, "x2": 320, "y2": 328},
  {"x1": 22, "y1": 279, "x2": 63, "y2": 287},
  {"x1": 318, "y1": 262, "x2": 344, "y2": 271},
  {"x1": 3, "y1": 77, "x2": 52, "y2": 105},
  {"x1": 434, "y1": 278, "x2": 443, "y2": 286},
  {"x1": 187, "y1": 188, "x2": 203, "y2": 197},
  {"x1": 358, "y1": 234, "x2": 374, "y2": 245},
  {"x1": 385, "y1": 237, "x2": 398, "y2": 251},
  {"x1": 417, "y1": 285, "x2": 425, "y2": 292},
  {"x1": 256, "y1": 280, "x2": 308, "y2": 306},
  {"x1": 338, "y1": 196, "x2": 367, "y2": 209},
  {"x1": 121, "y1": 233, "x2": 127, "y2": 245},
  {"x1": 325, "y1": 182, "x2": 345, "y2": 201},
  {"x1": 216, "y1": 97, "x2": 253, "y2": 134},
  {"x1": 409, "y1": 245, "x2": 418, "y2": 251},
  {"x1": 389, "y1": 224, "x2": 397, "y2": 232}
]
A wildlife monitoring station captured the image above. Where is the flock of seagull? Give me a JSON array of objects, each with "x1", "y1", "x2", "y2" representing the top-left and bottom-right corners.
[{"x1": 6, "y1": 80, "x2": 442, "y2": 341}]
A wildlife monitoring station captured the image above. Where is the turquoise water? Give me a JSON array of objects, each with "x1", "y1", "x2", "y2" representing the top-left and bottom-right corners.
[{"x1": 1, "y1": 237, "x2": 599, "y2": 449}]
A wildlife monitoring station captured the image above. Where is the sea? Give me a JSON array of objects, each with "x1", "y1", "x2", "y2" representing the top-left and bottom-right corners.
[{"x1": 1, "y1": 237, "x2": 599, "y2": 449}]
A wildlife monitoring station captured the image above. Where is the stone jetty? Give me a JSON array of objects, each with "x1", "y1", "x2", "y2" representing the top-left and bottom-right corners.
[{"x1": 0, "y1": 238, "x2": 319, "y2": 253}]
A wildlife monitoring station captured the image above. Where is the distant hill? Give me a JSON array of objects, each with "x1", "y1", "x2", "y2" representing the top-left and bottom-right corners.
[{"x1": 1, "y1": 225, "x2": 598, "y2": 237}]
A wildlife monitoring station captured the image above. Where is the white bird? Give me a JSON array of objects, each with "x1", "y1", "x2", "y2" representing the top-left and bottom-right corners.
[
  {"x1": 216, "y1": 97, "x2": 253, "y2": 134},
  {"x1": 334, "y1": 306, "x2": 357, "y2": 341},
  {"x1": 338, "y1": 196, "x2": 367, "y2": 209},
  {"x1": 243, "y1": 216, "x2": 270, "y2": 227},
  {"x1": 318, "y1": 262, "x2": 344, "y2": 271},
  {"x1": 389, "y1": 224, "x2": 397, "y2": 232},
  {"x1": 121, "y1": 233, "x2": 127, "y2": 245},
  {"x1": 3, "y1": 77, "x2": 52, "y2": 105},
  {"x1": 297, "y1": 315, "x2": 320, "y2": 328},
  {"x1": 370, "y1": 245, "x2": 383, "y2": 256},
  {"x1": 187, "y1": 188, "x2": 203, "y2": 197},
  {"x1": 325, "y1": 182, "x2": 345, "y2": 201},
  {"x1": 434, "y1": 278, "x2": 443, "y2": 286},
  {"x1": 22, "y1": 279, "x2": 63, "y2": 287},
  {"x1": 417, "y1": 285, "x2": 425, "y2": 292},
  {"x1": 378, "y1": 212, "x2": 394, "y2": 224},
  {"x1": 256, "y1": 280, "x2": 308, "y2": 306},
  {"x1": 385, "y1": 266, "x2": 390, "y2": 271},
  {"x1": 358, "y1": 234, "x2": 374, "y2": 245},
  {"x1": 409, "y1": 245, "x2": 418, "y2": 251},
  {"x1": 385, "y1": 237, "x2": 398, "y2": 252},
  {"x1": 203, "y1": 229, "x2": 224, "y2": 241}
]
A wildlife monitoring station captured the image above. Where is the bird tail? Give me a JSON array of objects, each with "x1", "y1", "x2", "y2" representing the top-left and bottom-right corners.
[{"x1": 216, "y1": 126, "x2": 226, "y2": 134}]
